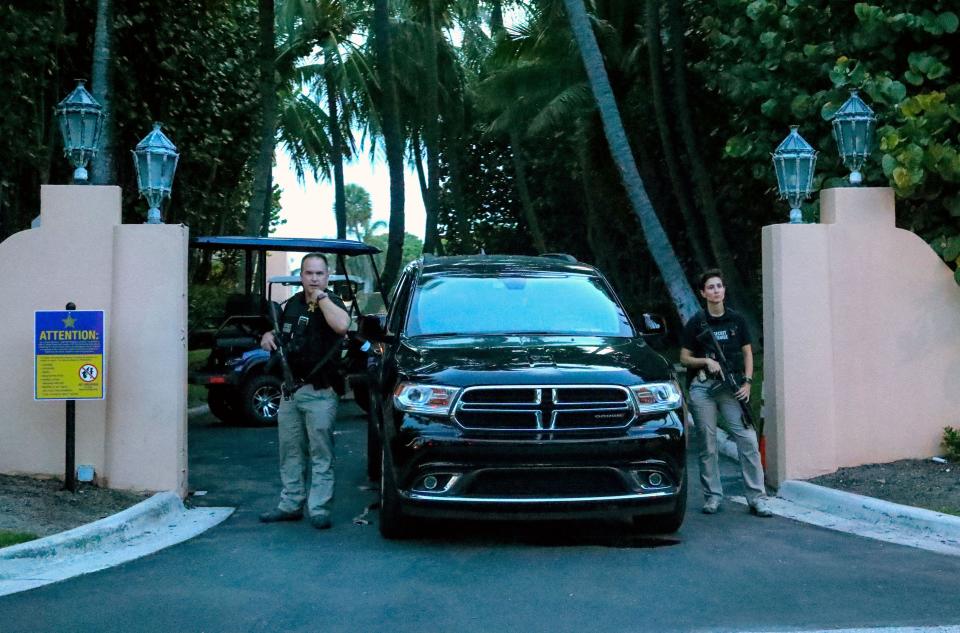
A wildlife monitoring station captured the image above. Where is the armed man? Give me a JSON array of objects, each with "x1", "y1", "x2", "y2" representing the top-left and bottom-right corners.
[
  {"x1": 259, "y1": 252, "x2": 350, "y2": 530},
  {"x1": 680, "y1": 268, "x2": 773, "y2": 518}
]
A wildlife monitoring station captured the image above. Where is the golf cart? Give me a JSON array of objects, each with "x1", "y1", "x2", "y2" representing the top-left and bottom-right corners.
[{"x1": 188, "y1": 236, "x2": 388, "y2": 425}]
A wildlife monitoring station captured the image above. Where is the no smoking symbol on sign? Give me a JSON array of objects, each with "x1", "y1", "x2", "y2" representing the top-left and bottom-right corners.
[{"x1": 79, "y1": 364, "x2": 98, "y2": 382}]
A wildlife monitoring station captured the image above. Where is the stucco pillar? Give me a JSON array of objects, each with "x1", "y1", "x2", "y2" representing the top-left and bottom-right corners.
[
  {"x1": 761, "y1": 223, "x2": 837, "y2": 486},
  {"x1": 104, "y1": 225, "x2": 188, "y2": 493},
  {"x1": 762, "y1": 187, "x2": 960, "y2": 486},
  {"x1": 0, "y1": 186, "x2": 119, "y2": 477},
  {"x1": 0, "y1": 185, "x2": 188, "y2": 494}
]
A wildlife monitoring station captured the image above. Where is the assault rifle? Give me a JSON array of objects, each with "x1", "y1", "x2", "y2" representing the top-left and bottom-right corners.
[
  {"x1": 268, "y1": 300, "x2": 298, "y2": 400},
  {"x1": 695, "y1": 326, "x2": 755, "y2": 429}
]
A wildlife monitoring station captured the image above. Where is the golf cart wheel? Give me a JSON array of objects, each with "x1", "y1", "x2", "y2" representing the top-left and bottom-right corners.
[
  {"x1": 241, "y1": 374, "x2": 283, "y2": 426},
  {"x1": 207, "y1": 387, "x2": 236, "y2": 422}
]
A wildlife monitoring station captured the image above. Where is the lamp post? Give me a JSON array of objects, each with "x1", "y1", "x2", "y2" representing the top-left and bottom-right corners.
[
  {"x1": 831, "y1": 89, "x2": 876, "y2": 185},
  {"x1": 54, "y1": 80, "x2": 104, "y2": 184},
  {"x1": 772, "y1": 125, "x2": 818, "y2": 224},
  {"x1": 132, "y1": 123, "x2": 179, "y2": 224}
]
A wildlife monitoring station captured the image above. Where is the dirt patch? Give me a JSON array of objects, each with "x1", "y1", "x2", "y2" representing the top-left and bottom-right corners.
[
  {"x1": 0, "y1": 474, "x2": 150, "y2": 540},
  {"x1": 807, "y1": 458, "x2": 960, "y2": 516}
]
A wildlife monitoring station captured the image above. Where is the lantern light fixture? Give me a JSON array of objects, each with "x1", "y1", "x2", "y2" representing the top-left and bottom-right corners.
[
  {"x1": 132, "y1": 123, "x2": 180, "y2": 224},
  {"x1": 830, "y1": 89, "x2": 876, "y2": 185},
  {"x1": 54, "y1": 80, "x2": 104, "y2": 183},
  {"x1": 772, "y1": 125, "x2": 818, "y2": 224}
]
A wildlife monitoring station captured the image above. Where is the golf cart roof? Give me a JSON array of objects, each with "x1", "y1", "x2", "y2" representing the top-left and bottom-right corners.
[{"x1": 190, "y1": 236, "x2": 380, "y2": 256}]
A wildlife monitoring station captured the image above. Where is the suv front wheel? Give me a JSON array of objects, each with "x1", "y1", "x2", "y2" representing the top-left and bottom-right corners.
[{"x1": 379, "y1": 442, "x2": 411, "y2": 539}]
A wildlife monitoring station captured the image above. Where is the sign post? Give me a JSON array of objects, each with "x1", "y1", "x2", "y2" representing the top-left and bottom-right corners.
[{"x1": 35, "y1": 304, "x2": 106, "y2": 492}]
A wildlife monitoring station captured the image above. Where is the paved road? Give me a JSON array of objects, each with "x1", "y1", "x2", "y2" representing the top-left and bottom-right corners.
[{"x1": 1, "y1": 403, "x2": 959, "y2": 633}]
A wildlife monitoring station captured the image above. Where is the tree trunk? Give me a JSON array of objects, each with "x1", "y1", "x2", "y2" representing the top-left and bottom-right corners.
[
  {"x1": 422, "y1": 0, "x2": 442, "y2": 255},
  {"x1": 562, "y1": 0, "x2": 700, "y2": 322},
  {"x1": 246, "y1": 0, "x2": 277, "y2": 238},
  {"x1": 373, "y1": 0, "x2": 406, "y2": 290},
  {"x1": 666, "y1": 0, "x2": 760, "y2": 336},
  {"x1": 326, "y1": 64, "x2": 347, "y2": 242},
  {"x1": 509, "y1": 129, "x2": 547, "y2": 253},
  {"x1": 90, "y1": 0, "x2": 115, "y2": 185},
  {"x1": 490, "y1": 0, "x2": 504, "y2": 34},
  {"x1": 644, "y1": 0, "x2": 708, "y2": 271},
  {"x1": 412, "y1": 133, "x2": 429, "y2": 208}
]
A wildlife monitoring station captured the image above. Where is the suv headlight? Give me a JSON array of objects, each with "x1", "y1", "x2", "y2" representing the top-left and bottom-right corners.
[
  {"x1": 630, "y1": 382, "x2": 682, "y2": 413},
  {"x1": 393, "y1": 382, "x2": 460, "y2": 416}
]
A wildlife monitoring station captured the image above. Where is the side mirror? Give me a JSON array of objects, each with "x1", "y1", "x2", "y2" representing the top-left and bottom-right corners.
[
  {"x1": 640, "y1": 313, "x2": 667, "y2": 337},
  {"x1": 359, "y1": 314, "x2": 394, "y2": 343}
]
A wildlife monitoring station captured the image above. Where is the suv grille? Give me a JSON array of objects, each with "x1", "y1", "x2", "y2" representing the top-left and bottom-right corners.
[{"x1": 454, "y1": 385, "x2": 634, "y2": 431}]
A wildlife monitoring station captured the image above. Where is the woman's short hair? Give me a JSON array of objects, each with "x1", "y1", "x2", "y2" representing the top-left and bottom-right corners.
[{"x1": 699, "y1": 268, "x2": 724, "y2": 289}]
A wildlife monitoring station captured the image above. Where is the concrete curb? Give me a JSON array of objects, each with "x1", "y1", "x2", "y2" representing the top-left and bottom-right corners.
[
  {"x1": 777, "y1": 480, "x2": 960, "y2": 544},
  {"x1": 0, "y1": 491, "x2": 233, "y2": 596},
  {"x1": 187, "y1": 404, "x2": 209, "y2": 416},
  {"x1": 723, "y1": 480, "x2": 960, "y2": 557},
  {"x1": 713, "y1": 431, "x2": 960, "y2": 556}
]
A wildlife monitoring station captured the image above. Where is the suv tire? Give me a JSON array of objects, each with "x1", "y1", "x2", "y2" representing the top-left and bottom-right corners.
[
  {"x1": 634, "y1": 468, "x2": 687, "y2": 534},
  {"x1": 379, "y1": 442, "x2": 411, "y2": 539},
  {"x1": 241, "y1": 374, "x2": 283, "y2": 426},
  {"x1": 366, "y1": 394, "x2": 382, "y2": 481}
]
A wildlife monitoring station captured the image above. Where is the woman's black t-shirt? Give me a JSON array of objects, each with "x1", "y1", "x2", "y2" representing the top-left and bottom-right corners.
[{"x1": 680, "y1": 308, "x2": 752, "y2": 375}]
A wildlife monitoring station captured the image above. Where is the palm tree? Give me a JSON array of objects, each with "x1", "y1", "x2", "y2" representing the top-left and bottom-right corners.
[
  {"x1": 246, "y1": 0, "x2": 277, "y2": 237},
  {"x1": 371, "y1": 0, "x2": 406, "y2": 288},
  {"x1": 643, "y1": 0, "x2": 708, "y2": 271},
  {"x1": 666, "y1": 0, "x2": 760, "y2": 336},
  {"x1": 90, "y1": 0, "x2": 115, "y2": 185},
  {"x1": 561, "y1": 0, "x2": 699, "y2": 321}
]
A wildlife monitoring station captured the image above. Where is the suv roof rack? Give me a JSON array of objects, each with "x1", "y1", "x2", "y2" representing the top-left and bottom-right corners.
[{"x1": 540, "y1": 253, "x2": 578, "y2": 263}]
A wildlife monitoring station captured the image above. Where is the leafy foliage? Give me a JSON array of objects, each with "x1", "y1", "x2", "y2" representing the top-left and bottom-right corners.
[
  {"x1": 0, "y1": 0, "x2": 262, "y2": 239},
  {"x1": 691, "y1": 0, "x2": 959, "y2": 279},
  {"x1": 944, "y1": 426, "x2": 960, "y2": 462}
]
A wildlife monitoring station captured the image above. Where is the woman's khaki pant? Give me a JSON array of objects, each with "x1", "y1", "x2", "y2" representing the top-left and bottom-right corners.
[{"x1": 688, "y1": 378, "x2": 766, "y2": 504}]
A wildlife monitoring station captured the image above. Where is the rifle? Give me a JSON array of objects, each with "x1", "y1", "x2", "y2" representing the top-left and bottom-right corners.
[
  {"x1": 694, "y1": 326, "x2": 755, "y2": 429},
  {"x1": 268, "y1": 300, "x2": 298, "y2": 400}
]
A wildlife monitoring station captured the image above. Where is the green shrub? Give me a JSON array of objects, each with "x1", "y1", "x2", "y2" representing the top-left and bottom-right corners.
[
  {"x1": 0, "y1": 531, "x2": 37, "y2": 548},
  {"x1": 188, "y1": 283, "x2": 232, "y2": 332},
  {"x1": 943, "y1": 426, "x2": 960, "y2": 462}
]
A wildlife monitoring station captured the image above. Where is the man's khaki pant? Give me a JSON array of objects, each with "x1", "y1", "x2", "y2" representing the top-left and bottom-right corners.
[
  {"x1": 688, "y1": 378, "x2": 766, "y2": 504},
  {"x1": 276, "y1": 385, "x2": 339, "y2": 518}
]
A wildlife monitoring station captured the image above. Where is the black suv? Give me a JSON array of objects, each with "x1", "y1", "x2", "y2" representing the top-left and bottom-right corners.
[{"x1": 362, "y1": 255, "x2": 687, "y2": 538}]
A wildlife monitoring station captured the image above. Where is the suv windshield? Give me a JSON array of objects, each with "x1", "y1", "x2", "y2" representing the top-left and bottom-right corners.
[{"x1": 406, "y1": 274, "x2": 634, "y2": 337}]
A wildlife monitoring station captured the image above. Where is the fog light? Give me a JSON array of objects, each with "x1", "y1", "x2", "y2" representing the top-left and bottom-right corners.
[
  {"x1": 423, "y1": 475, "x2": 439, "y2": 490},
  {"x1": 648, "y1": 472, "x2": 664, "y2": 487}
]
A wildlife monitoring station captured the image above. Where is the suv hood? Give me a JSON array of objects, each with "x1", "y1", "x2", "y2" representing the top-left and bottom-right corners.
[{"x1": 396, "y1": 334, "x2": 672, "y2": 386}]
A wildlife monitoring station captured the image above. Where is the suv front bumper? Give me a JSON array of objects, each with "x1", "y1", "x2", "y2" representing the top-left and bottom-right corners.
[{"x1": 387, "y1": 410, "x2": 685, "y2": 520}]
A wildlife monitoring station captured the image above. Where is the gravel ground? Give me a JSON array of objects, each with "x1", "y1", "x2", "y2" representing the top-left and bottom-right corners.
[
  {"x1": 0, "y1": 474, "x2": 150, "y2": 538},
  {"x1": 807, "y1": 457, "x2": 960, "y2": 516}
]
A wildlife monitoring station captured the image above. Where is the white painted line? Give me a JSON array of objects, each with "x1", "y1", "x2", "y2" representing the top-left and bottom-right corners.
[{"x1": 734, "y1": 627, "x2": 960, "y2": 633}]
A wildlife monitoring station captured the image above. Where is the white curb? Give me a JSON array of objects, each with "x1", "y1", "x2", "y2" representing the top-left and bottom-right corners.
[
  {"x1": 777, "y1": 480, "x2": 960, "y2": 545},
  {"x1": 0, "y1": 491, "x2": 233, "y2": 596}
]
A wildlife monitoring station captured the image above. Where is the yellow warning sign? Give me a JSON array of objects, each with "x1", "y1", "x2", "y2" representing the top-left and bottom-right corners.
[{"x1": 35, "y1": 310, "x2": 105, "y2": 401}]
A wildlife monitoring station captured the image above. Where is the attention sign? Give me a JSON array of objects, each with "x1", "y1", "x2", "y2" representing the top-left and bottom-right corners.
[{"x1": 35, "y1": 310, "x2": 105, "y2": 400}]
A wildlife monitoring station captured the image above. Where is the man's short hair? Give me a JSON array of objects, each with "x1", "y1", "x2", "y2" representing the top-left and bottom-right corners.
[
  {"x1": 699, "y1": 268, "x2": 724, "y2": 289},
  {"x1": 301, "y1": 252, "x2": 329, "y2": 270}
]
